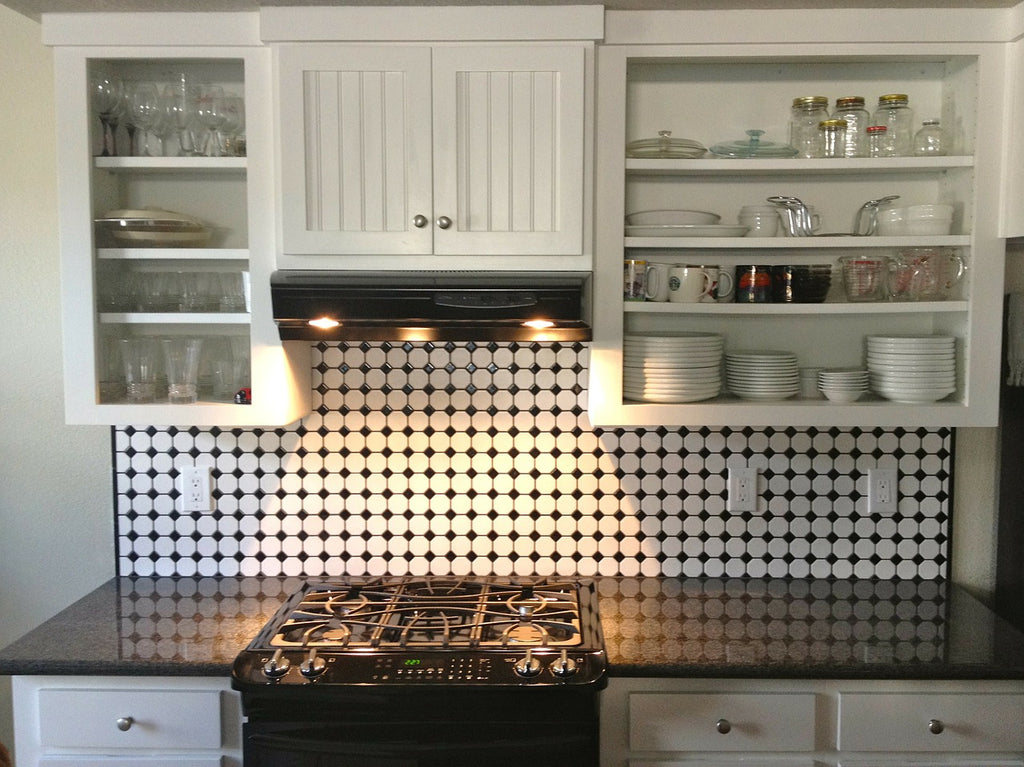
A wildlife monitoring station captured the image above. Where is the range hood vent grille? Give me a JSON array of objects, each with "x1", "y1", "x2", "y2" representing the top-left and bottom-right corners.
[{"x1": 270, "y1": 270, "x2": 592, "y2": 343}]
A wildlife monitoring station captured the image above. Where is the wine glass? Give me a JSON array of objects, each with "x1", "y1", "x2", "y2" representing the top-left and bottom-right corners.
[
  {"x1": 193, "y1": 84, "x2": 225, "y2": 157},
  {"x1": 218, "y1": 93, "x2": 245, "y2": 157},
  {"x1": 161, "y1": 74, "x2": 198, "y2": 156},
  {"x1": 91, "y1": 75, "x2": 123, "y2": 156},
  {"x1": 128, "y1": 81, "x2": 161, "y2": 156}
]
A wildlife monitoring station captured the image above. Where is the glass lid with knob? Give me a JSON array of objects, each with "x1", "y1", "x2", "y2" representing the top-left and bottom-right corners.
[
  {"x1": 626, "y1": 130, "x2": 706, "y2": 159},
  {"x1": 709, "y1": 129, "x2": 799, "y2": 158}
]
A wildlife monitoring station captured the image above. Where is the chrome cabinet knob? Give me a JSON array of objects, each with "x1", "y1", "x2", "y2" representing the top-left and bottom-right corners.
[
  {"x1": 928, "y1": 718, "x2": 945, "y2": 735},
  {"x1": 412, "y1": 214, "x2": 429, "y2": 228},
  {"x1": 115, "y1": 716, "x2": 134, "y2": 732},
  {"x1": 716, "y1": 718, "x2": 732, "y2": 734},
  {"x1": 436, "y1": 216, "x2": 452, "y2": 230}
]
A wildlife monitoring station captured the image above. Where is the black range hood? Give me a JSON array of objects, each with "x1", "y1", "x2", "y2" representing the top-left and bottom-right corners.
[{"x1": 270, "y1": 270, "x2": 591, "y2": 342}]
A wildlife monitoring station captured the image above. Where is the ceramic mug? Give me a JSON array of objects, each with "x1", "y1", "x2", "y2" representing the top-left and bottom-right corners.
[
  {"x1": 700, "y1": 265, "x2": 734, "y2": 303},
  {"x1": 735, "y1": 265, "x2": 773, "y2": 303},
  {"x1": 668, "y1": 265, "x2": 712, "y2": 303},
  {"x1": 645, "y1": 262, "x2": 671, "y2": 302}
]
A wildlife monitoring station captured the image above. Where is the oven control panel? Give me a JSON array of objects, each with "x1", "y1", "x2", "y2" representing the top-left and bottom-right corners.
[{"x1": 233, "y1": 648, "x2": 605, "y2": 687}]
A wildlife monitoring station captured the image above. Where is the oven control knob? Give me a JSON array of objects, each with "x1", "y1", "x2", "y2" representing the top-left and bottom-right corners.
[
  {"x1": 263, "y1": 649, "x2": 291, "y2": 679},
  {"x1": 551, "y1": 649, "x2": 578, "y2": 678},
  {"x1": 300, "y1": 650, "x2": 327, "y2": 678},
  {"x1": 513, "y1": 649, "x2": 542, "y2": 678}
]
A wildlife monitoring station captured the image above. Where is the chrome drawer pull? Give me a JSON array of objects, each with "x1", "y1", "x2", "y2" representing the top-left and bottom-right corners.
[
  {"x1": 928, "y1": 718, "x2": 945, "y2": 735},
  {"x1": 116, "y1": 716, "x2": 134, "y2": 732},
  {"x1": 716, "y1": 718, "x2": 732, "y2": 734}
]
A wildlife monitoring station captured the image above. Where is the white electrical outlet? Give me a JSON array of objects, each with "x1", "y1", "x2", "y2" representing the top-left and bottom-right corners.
[
  {"x1": 868, "y1": 467, "x2": 898, "y2": 516},
  {"x1": 180, "y1": 466, "x2": 213, "y2": 512},
  {"x1": 727, "y1": 467, "x2": 758, "y2": 512}
]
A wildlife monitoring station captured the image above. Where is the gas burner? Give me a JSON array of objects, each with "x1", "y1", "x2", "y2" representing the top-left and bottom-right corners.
[{"x1": 232, "y1": 576, "x2": 606, "y2": 691}]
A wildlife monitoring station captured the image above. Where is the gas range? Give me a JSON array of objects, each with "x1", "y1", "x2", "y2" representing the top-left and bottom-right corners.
[{"x1": 231, "y1": 576, "x2": 607, "y2": 689}]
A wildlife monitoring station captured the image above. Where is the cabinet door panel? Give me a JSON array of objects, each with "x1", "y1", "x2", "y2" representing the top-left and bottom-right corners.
[
  {"x1": 38, "y1": 688, "x2": 221, "y2": 749},
  {"x1": 629, "y1": 692, "x2": 816, "y2": 752},
  {"x1": 838, "y1": 692, "x2": 1024, "y2": 752},
  {"x1": 278, "y1": 45, "x2": 433, "y2": 255},
  {"x1": 432, "y1": 45, "x2": 584, "y2": 256}
]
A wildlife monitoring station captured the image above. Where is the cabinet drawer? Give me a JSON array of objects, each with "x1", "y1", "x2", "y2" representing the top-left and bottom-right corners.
[
  {"x1": 38, "y1": 688, "x2": 222, "y2": 750},
  {"x1": 629, "y1": 692, "x2": 816, "y2": 752},
  {"x1": 838, "y1": 692, "x2": 1024, "y2": 752}
]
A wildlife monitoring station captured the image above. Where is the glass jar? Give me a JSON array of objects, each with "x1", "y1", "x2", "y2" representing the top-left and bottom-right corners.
[
  {"x1": 819, "y1": 119, "x2": 848, "y2": 159},
  {"x1": 913, "y1": 118, "x2": 948, "y2": 156},
  {"x1": 831, "y1": 96, "x2": 870, "y2": 157},
  {"x1": 867, "y1": 124, "x2": 894, "y2": 158},
  {"x1": 871, "y1": 93, "x2": 915, "y2": 156},
  {"x1": 789, "y1": 96, "x2": 830, "y2": 158}
]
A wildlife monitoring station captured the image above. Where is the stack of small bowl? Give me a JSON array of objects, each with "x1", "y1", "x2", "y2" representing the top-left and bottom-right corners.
[{"x1": 817, "y1": 368, "x2": 870, "y2": 402}]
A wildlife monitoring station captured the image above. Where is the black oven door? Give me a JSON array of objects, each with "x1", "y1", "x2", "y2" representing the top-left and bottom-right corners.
[{"x1": 242, "y1": 719, "x2": 599, "y2": 767}]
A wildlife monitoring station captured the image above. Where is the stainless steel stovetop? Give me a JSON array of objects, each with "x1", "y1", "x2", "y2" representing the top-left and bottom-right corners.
[{"x1": 231, "y1": 576, "x2": 607, "y2": 690}]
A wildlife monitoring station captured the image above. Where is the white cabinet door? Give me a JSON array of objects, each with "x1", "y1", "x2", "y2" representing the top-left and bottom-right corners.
[
  {"x1": 431, "y1": 45, "x2": 585, "y2": 256},
  {"x1": 277, "y1": 45, "x2": 434, "y2": 256},
  {"x1": 277, "y1": 44, "x2": 585, "y2": 261}
]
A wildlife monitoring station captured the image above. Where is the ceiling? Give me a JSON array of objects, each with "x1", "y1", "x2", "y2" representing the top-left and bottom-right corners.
[{"x1": 3, "y1": 0, "x2": 1019, "y2": 22}]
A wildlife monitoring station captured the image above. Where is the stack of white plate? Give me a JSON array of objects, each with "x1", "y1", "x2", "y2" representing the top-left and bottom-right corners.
[
  {"x1": 724, "y1": 350, "x2": 800, "y2": 400},
  {"x1": 817, "y1": 368, "x2": 870, "y2": 403},
  {"x1": 866, "y1": 335, "x2": 957, "y2": 403},
  {"x1": 623, "y1": 332, "x2": 723, "y2": 403}
]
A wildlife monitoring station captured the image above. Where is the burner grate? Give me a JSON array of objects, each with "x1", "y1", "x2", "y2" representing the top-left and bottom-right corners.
[{"x1": 268, "y1": 577, "x2": 584, "y2": 650}]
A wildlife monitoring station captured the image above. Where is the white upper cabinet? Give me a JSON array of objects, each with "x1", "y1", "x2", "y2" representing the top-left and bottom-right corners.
[
  {"x1": 275, "y1": 43, "x2": 588, "y2": 267},
  {"x1": 590, "y1": 39, "x2": 1008, "y2": 429},
  {"x1": 46, "y1": 16, "x2": 311, "y2": 426}
]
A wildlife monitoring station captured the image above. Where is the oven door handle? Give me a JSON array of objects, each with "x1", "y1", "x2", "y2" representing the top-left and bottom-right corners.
[{"x1": 248, "y1": 730, "x2": 589, "y2": 756}]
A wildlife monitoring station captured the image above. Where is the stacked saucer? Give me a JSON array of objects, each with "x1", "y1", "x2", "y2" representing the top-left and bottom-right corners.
[
  {"x1": 724, "y1": 350, "x2": 800, "y2": 400},
  {"x1": 623, "y1": 332, "x2": 723, "y2": 403},
  {"x1": 817, "y1": 368, "x2": 870, "y2": 402},
  {"x1": 866, "y1": 335, "x2": 957, "y2": 403}
]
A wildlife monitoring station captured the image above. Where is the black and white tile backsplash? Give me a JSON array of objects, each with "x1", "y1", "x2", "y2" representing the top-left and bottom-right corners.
[{"x1": 114, "y1": 341, "x2": 952, "y2": 580}]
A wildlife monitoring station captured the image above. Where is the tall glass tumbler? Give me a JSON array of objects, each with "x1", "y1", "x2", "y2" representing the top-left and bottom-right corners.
[
  {"x1": 163, "y1": 337, "x2": 204, "y2": 404},
  {"x1": 121, "y1": 338, "x2": 160, "y2": 403}
]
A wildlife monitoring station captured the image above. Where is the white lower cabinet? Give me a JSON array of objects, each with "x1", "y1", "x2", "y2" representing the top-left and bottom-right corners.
[
  {"x1": 601, "y1": 677, "x2": 1024, "y2": 767},
  {"x1": 12, "y1": 676, "x2": 242, "y2": 767}
]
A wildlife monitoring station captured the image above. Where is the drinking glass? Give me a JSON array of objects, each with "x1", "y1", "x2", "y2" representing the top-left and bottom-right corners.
[
  {"x1": 219, "y1": 93, "x2": 246, "y2": 156},
  {"x1": 128, "y1": 81, "x2": 161, "y2": 156},
  {"x1": 162, "y1": 74, "x2": 199, "y2": 157},
  {"x1": 91, "y1": 75, "x2": 124, "y2": 156},
  {"x1": 163, "y1": 337, "x2": 204, "y2": 404},
  {"x1": 121, "y1": 338, "x2": 159, "y2": 403},
  {"x1": 194, "y1": 84, "x2": 225, "y2": 156}
]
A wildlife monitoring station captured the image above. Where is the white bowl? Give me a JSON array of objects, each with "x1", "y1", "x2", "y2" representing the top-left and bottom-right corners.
[
  {"x1": 905, "y1": 204, "x2": 954, "y2": 220},
  {"x1": 904, "y1": 219, "x2": 953, "y2": 235},
  {"x1": 822, "y1": 388, "x2": 866, "y2": 403},
  {"x1": 625, "y1": 209, "x2": 721, "y2": 226}
]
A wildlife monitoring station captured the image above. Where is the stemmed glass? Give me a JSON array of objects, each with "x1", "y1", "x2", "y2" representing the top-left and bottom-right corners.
[
  {"x1": 218, "y1": 94, "x2": 245, "y2": 157},
  {"x1": 194, "y1": 84, "x2": 225, "y2": 157},
  {"x1": 91, "y1": 75, "x2": 123, "y2": 156},
  {"x1": 128, "y1": 81, "x2": 161, "y2": 156},
  {"x1": 161, "y1": 75, "x2": 198, "y2": 157}
]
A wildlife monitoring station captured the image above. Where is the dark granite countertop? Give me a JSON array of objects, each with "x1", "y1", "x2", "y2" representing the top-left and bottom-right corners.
[{"x1": 3, "y1": 576, "x2": 1024, "y2": 680}]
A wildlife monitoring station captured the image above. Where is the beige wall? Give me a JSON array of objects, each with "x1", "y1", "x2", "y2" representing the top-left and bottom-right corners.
[{"x1": 0, "y1": 6, "x2": 114, "y2": 757}]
